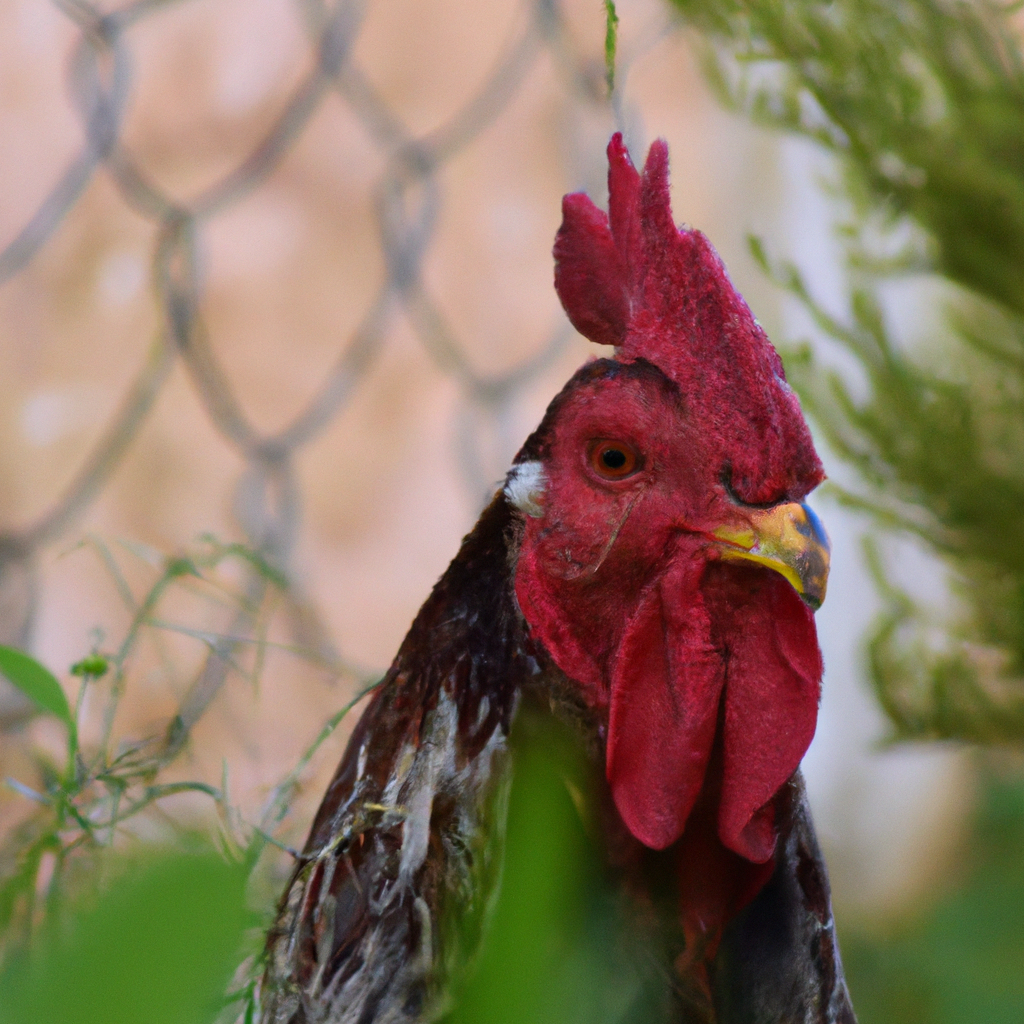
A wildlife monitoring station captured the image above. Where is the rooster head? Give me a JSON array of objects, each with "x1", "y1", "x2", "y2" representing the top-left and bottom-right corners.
[{"x1": 507, "y1": 134, "x2": 829, "y2": 869}]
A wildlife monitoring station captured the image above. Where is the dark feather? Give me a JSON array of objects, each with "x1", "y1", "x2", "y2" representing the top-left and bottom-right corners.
[{"x1": 257, "y1": 493, "x2": 855, "y2": 1023}]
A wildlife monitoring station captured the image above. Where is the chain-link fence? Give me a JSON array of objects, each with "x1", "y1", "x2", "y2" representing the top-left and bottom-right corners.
[{"x1": 1, "y1": 0, "x2": 740, "y2": 809}]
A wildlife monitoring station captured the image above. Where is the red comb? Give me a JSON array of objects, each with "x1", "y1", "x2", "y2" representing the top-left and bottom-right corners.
[{"x1": 554, "y1": 133, "x2": 823, "y2": 504}]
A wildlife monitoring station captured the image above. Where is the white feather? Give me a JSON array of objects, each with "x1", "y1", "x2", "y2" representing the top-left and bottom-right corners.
[{"x1": 504, "y1": 460, "x2": 546, "y2": 518}]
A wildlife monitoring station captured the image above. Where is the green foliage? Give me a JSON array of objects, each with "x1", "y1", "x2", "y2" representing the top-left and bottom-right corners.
[
  {"x1": 447, "y1": 720, "x2": 652, "y2": 1024},
  {"x1": 671, "y1": 0, "x2": 1024, "y2": 743},
  {"x1": 69, "y1": 654, "x2": 110, "y2": 679},
  {"x1": 675, "y1": 0, "x2": 1024, "y2": 314},
  {"x1": 0, "y1": 535, "x2": 379, "y2": 1022},
  {"x1": 842, "y1": 774, "x2": 1024, "y2": 1024},
  {"x1": 0, "y1": 646, "x2": 74, "y2": 734},
  {"x1": 448, "y1": 729, "x2": 604, "y2": 1024},
  {"x1": 0, "y1": 850, "x2": 250, "y2": 1024},
  {"x1": 604, "y1": 0, "x2": 620, "y2": 95}
]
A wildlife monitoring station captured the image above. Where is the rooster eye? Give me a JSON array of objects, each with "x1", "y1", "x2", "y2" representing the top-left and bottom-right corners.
[{"x1": 589, "y1": 440, "x2": 640, "y2": 479}]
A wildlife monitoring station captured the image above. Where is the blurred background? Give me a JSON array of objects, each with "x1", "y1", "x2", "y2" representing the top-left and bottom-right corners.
[{"x1": 1, "y1": 0, "x2": 1022, "y2": 1021}]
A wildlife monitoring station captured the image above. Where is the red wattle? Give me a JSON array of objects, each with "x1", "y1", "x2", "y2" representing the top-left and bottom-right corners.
[
  {"x1": 517, "y1": 544, "x2": 823, "y2": 863},
  {"x1": 605, "y1": 557, "x2": 723, "y2": 850},
  {"x1": 708, "y1": 567, "x2": 822, "y2": 863}
]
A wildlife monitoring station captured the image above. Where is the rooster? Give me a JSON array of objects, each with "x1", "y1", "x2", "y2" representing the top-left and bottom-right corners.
[{"x1": 257, "y1": 135, "x2": 855, "y2": 1024}]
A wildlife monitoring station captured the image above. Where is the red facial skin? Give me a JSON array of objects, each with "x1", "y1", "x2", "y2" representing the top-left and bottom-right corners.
[
  {"x1": 514, "y1": 366, "x2": 821, "y2": 857},
  {"x1": 513, "y1": 134, "x2": 826, "y2": 958}
]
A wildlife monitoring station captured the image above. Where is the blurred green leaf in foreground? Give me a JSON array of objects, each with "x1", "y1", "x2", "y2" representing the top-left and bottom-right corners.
[
  {"x1": 446, "y1": 720, "x2": 661, "y2": 1024},
  {"x1": 0, "y1": 850, "x2": 249, "y2": 1024},
  {"x1": 454, "y1": 755, "x2": 1024, "y2": 1024},
  {"x1": 670, "y1": 0, "x2": 1024, "y2": 742},
  {"x1": 0, "y1": 536, "x2": 377, "y2": 1023}
]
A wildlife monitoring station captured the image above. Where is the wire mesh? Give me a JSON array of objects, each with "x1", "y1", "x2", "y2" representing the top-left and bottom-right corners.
[{"x1": 0, "y1": 0, "x2": 696, "y2": 737}]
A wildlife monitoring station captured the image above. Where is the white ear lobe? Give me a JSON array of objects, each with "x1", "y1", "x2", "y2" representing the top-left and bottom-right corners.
[{"x1": 504, "y1": 461, "x2": 546, "y2": 518}]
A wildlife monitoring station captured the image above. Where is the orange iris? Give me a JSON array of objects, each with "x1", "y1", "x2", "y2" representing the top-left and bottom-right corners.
[{"x1": 589, "y1": 440, "x2": 639, "y2": 479}]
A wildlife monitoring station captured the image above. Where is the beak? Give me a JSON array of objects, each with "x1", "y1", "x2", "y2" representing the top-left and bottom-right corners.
[{"x1": 712, "y1": 502, "x2": 831, "y2": 610}]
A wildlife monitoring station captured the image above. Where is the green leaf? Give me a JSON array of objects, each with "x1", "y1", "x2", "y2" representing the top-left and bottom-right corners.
[
  {"x1": 0, "y1": 850, "x2": 251, "y2": 1024},
  {"x1": 0, "y1": 645, "x2": 72, "y2": 728},
  {"x1": 604, "y1": 0, "x2": 620, "y2": 95},
  {"x1": 449, "y1": 719, "x2": 644, "y2": 1024}
]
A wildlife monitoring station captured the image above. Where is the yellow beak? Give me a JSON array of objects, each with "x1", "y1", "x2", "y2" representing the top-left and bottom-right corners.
[{"x1": 712, "y1": 502, "x2": 831, "y2": 610}]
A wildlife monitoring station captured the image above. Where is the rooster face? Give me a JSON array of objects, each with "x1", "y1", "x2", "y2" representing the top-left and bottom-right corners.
[{"x1": 507, "y1": 135, "x2": 832, "y2": 870}]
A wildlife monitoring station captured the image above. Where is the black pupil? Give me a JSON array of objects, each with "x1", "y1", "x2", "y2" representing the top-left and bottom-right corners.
[{"x1": 601, "y1": 448, "x2": 627, "y2": 470}]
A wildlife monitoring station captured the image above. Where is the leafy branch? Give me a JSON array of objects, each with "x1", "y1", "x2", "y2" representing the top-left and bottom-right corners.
[
  {"x1": 673, "y1": 0, "x2": 1024, "y2": 742},
  {"x1": 0, "y1": 535, "x2": 379, "y2": 989}
]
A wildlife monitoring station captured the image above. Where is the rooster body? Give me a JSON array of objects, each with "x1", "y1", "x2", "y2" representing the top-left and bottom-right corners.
[{"x1": 258, "y1": 137, "x2": 856, "y2": 1024}]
